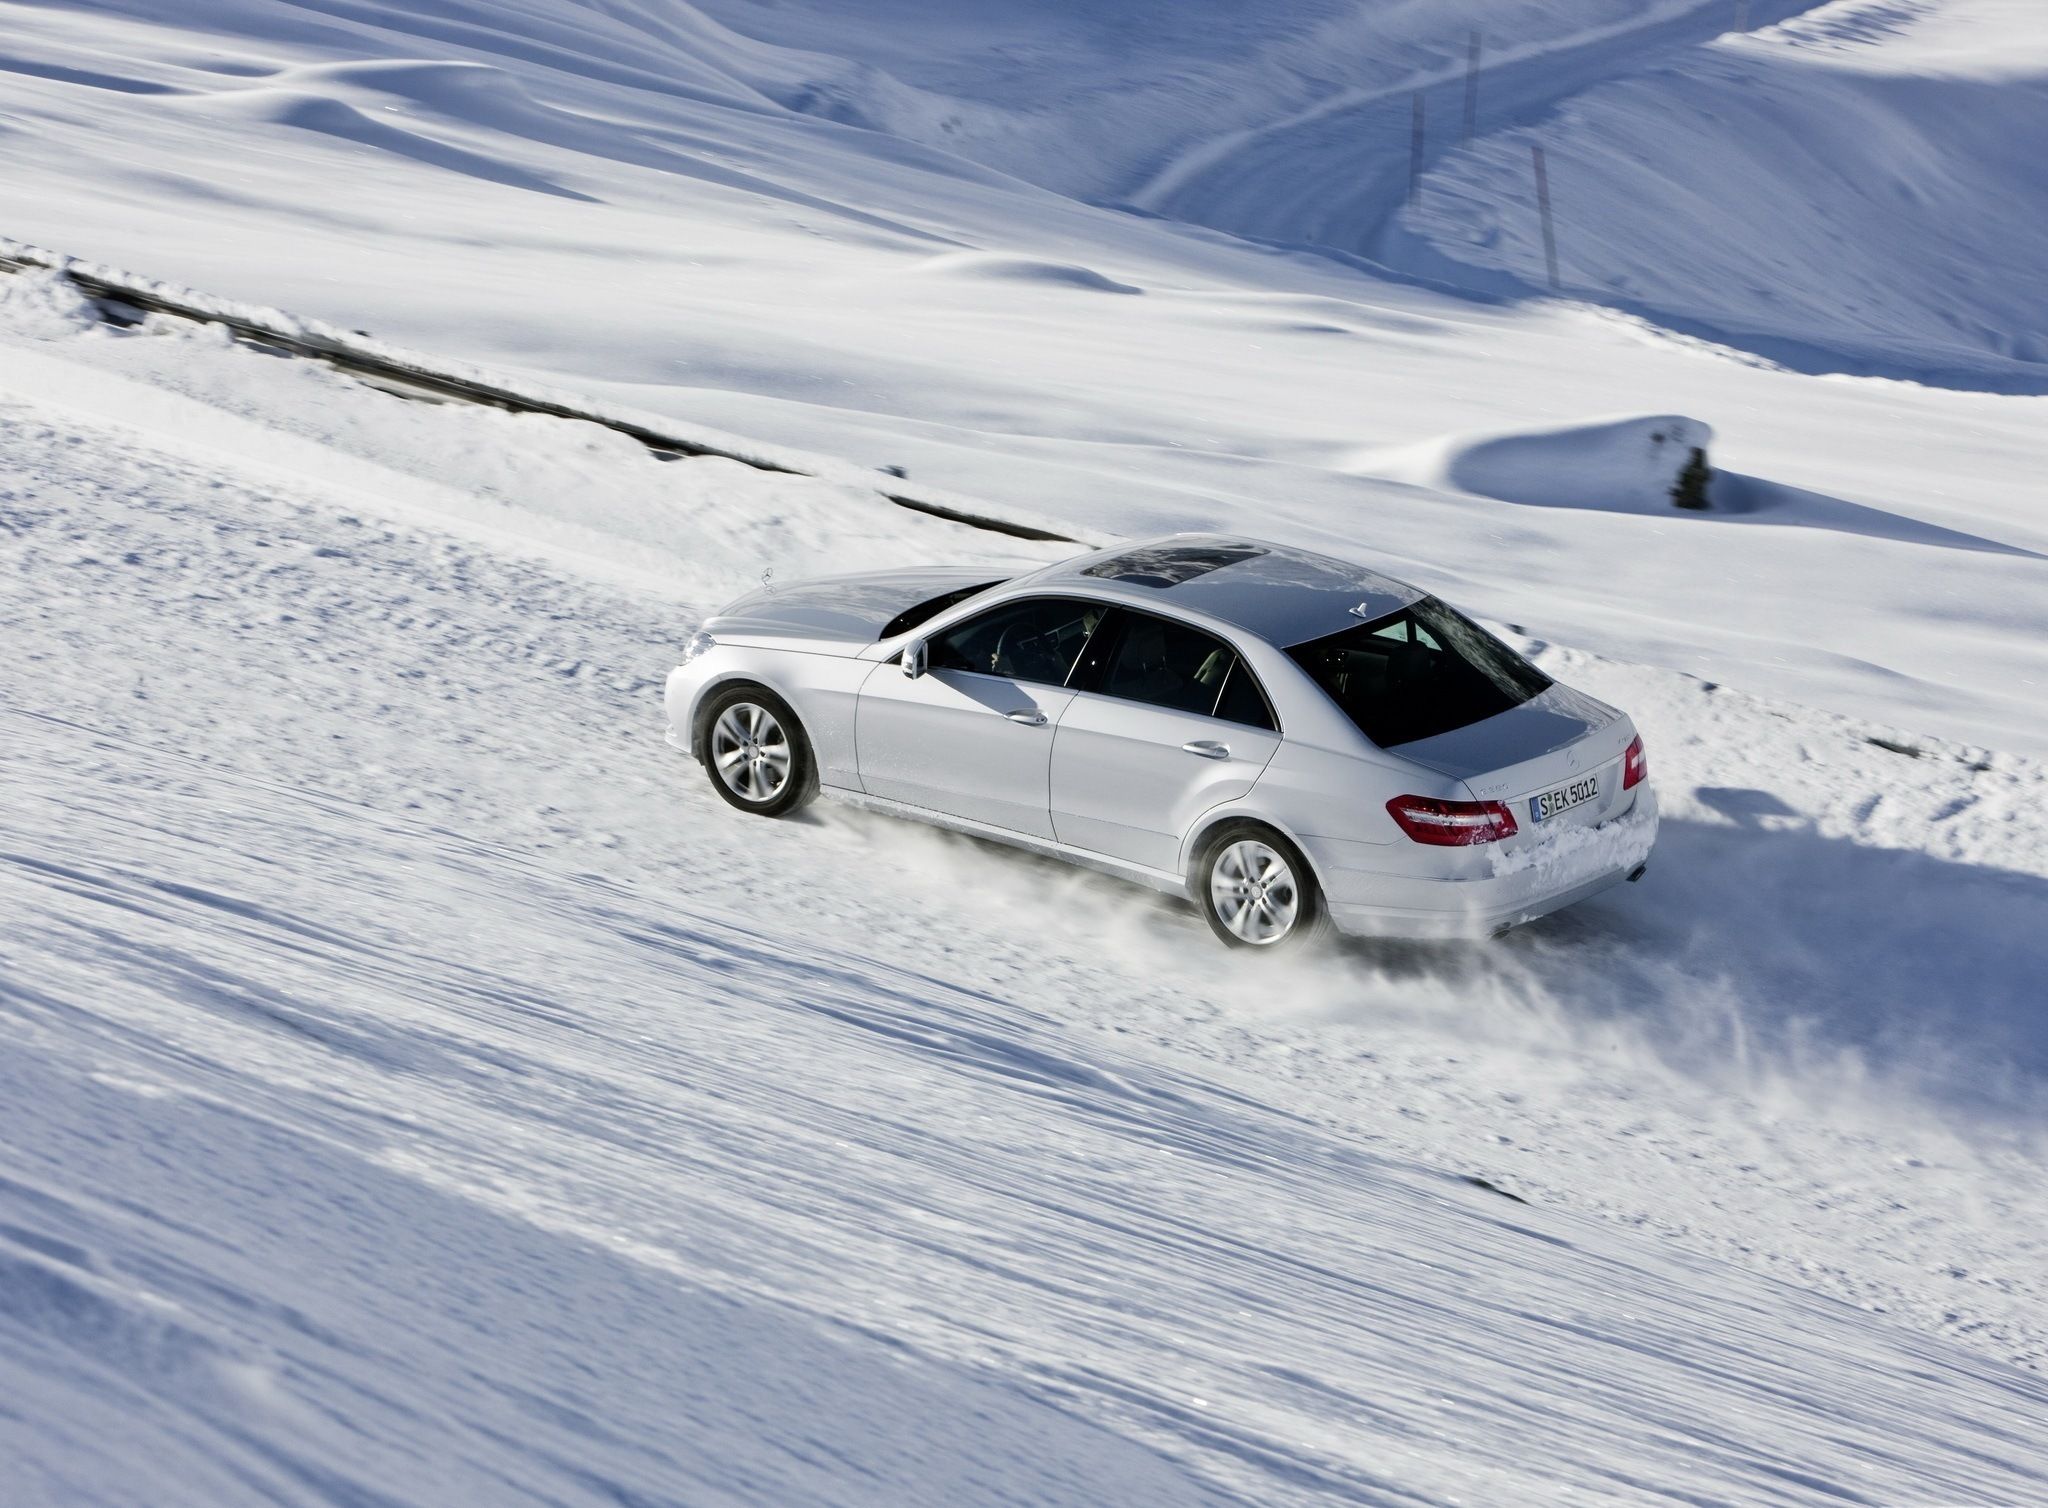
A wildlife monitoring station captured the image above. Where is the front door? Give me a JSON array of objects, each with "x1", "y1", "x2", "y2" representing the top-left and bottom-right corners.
[{"x1": 855, "y1": 596, "x2": 1108, "y2": 838}]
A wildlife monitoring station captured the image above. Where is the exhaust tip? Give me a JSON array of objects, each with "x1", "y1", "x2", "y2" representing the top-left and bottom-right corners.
[{"x1": 1626, "y1": 863, "x2": 1648, "y2": 883}]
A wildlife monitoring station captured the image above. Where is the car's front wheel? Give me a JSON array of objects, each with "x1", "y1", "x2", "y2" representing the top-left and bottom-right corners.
[
  {"x1": 1196, "y1": 822, "x2": 1329, "y2": 952},
  {"x1": 698, "y1": 685, "x2": 817, "y2": 817}
]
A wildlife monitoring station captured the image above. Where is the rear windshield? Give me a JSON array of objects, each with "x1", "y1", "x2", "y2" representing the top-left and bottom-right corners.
[
  {"x1": 1286, "y1": 597, "x2": 1550, "y2": 749},
  {"x1": 880, "y1": 580, "x2": 1006, "y2": 640}
]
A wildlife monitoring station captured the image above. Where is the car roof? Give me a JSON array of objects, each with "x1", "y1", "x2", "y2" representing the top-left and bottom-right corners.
[{"x1": 1018, "y1": 534, "x2": 1421, "y2": 647}]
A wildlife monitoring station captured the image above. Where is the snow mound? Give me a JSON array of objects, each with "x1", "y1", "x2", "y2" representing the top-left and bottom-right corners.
[
  {"x1": 282, "y1": 57, "x2": 573, "y2": 119},
  {"x1": 1355, "y1": 413, "x2": 1713, "y2": 514},
  {"x1": 912, "y1": 252, "x2": 1143, "y2": 295},
  {"x1": 184, "y1": 85, "x2": 600, "y2": 203},
  {"x1": 0, "y1": 268, "x2": 103, "y2": 340}
]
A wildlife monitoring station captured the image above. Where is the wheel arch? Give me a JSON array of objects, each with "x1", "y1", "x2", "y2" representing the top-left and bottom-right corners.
[
  {"x1": 1179, "y1": 803, "x2": 1330, "y2": 896},
  {"x1": 687, "y1": 671, "x2": 795, "y2": 757}
]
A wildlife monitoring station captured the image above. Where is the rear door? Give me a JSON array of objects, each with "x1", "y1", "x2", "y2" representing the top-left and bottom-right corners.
[
  {"x1": 1050, "y1": 608, "x2": 1282, "y2": 874},
  {"x1": 855, "y1": 595, "x2": 1107, "y2": 838}
]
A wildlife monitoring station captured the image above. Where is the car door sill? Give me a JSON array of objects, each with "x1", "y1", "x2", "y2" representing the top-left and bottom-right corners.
[{"x1": 820, "y1": 784, "x2": 1191, "y2": 900}]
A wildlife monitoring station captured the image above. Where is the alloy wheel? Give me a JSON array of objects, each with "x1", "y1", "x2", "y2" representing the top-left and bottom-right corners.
[
  {"x1": 1209, "y1": 839, "x2": 1300, "y2": 946},
  {"x1": 710, "y1": 702, "x2": 792, "y2": 803}
]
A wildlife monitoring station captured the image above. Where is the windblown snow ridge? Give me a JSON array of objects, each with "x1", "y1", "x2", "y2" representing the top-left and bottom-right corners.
[{"x1": 0, "y1": 237, "x2": 1082, "y2": 545}]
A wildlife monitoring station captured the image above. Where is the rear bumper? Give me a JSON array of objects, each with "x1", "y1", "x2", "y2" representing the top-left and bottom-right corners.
[
  {"x1": 1316, "y1": 787, "x2": 1658, "y2": 940},
  {"x1": 1325, "y1": 862, "x2": 1636, "y2": 939}
]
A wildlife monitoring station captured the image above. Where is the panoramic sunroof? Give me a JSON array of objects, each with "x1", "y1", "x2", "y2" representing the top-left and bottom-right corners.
[{"x1": 1079, "y1": 542, "x2": 1268, "y2": 589}]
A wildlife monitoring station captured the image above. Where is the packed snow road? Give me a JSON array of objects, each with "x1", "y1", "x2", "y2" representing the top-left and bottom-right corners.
[{"x1": 3, "y1": 292, "x2": 2048, "y2": 1505}]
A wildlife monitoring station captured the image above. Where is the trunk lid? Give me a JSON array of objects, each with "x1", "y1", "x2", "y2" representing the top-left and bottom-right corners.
[{"x1": 1393, "y1": 683, "x2": 1636, "y2": 847}]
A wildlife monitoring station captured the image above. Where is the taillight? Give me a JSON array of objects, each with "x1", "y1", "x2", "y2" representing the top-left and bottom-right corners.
[
  {"x1": 1622, "y1": 734, "x2": 1647, "y2": 790},
  {"x1": 1386, "y1": 795, "x2": 1519, "y2": 846}
]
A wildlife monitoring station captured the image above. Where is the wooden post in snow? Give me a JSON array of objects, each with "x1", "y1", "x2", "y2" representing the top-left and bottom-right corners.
[
  {"x1": 1463, "y1": 32, "x2": 1482, "y2": 141},
  {"x1": 1532, "y1": 144, "x2": 1561, "y2": 292},
  {"x1": 1409, "y1": 91, "x2": 1426, "y2": 205}
]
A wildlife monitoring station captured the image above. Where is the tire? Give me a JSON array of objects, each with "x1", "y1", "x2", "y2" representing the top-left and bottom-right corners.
[
  {"x1": 697, "y1": 684, "x2": 818, "y2": 818},
  {"x1": 1194, "y1": 821, "x2": 1330, "y2": 953}
]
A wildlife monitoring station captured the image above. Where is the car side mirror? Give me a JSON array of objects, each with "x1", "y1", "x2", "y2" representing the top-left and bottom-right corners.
[{"x1": 901, "y1": 639, "x2": 927, "y2": 679}]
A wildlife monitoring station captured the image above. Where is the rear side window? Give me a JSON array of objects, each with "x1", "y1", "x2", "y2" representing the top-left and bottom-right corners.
[
  {"x1": 1287, "y1": 597, "x2": 1549, "y2": 748},
  {"x1": 928, "y1": 596, "x2": 1107, "y2": 686},
  {"x1": 1093, "y1": 610, "x2": 1277, "y2": 730},
  {"x1": 1213, "y1": 661, "x2": 1278, "y2": 732}
]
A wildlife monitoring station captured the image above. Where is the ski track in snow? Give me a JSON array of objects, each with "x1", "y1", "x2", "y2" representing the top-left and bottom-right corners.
[{"x1": 3, "y1": 310, "x2": 2048, "y2": 1504}]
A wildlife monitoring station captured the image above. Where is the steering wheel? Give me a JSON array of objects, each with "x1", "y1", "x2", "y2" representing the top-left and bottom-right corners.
[
  {"x1": 992, "y1": 622, "x2": 1058, "y2": 681},
  {"x1": 989, "y1": 621, "x2": 1019, "y2": 675}
]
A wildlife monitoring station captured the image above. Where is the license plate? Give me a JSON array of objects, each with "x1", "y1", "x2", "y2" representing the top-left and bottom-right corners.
[{"x1": 1529, "y1": 774, "x2": 1600, "y2": 823}]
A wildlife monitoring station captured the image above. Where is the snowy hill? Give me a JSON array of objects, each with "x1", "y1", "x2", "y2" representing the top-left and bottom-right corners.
[
  {"x1": 2, "y1": 0, "x2": 2044, "y2": 754},
  {"x1": 6, "y1": 287, "x2": 2048, "y2": 1505},
  {"x1": 1394, "y1": 0, "x2": 2048, "y2": 386},
  {"x1": 3, "y1": 0, "x2": 2047, "y2": 1502}
]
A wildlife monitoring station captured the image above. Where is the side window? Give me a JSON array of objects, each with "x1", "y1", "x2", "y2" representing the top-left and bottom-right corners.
[
  {"x1": 1097, "y1": 611, "x2": 1241, "y2": 718},
  {"x1": 926, "y1": 597, "x2": 1107, "y2": 686},
  {"x1": 1213, "y1": 660, "x2": 1278, "y2": 731},
  {"x1": 1370, "y1": 618, "x2": 1442, "y2": 652}
]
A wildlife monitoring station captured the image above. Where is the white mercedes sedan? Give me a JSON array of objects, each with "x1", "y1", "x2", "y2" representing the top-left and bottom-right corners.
[{"x1": 665, "y1": 536, "x2": 1657, "y2": 951}]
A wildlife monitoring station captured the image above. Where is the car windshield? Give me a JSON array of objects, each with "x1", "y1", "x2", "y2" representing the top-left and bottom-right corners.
[
  {"x1": 1286, "y1": 597, "x2": 1551, "y2": 748},
  {"x1": 879, "y1": 580, "x2": 1007, "y2": 640}
]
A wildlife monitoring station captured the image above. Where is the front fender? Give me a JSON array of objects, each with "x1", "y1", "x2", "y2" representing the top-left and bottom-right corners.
[{"x1": 664, "y1": 647, "x2": 870, "y2": 790}]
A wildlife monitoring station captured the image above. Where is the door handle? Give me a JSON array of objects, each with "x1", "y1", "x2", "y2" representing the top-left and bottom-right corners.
[
  {"x1": 1182, "y1": 740, "x2": 1230, "y2": 759},
  {"x1": 1006, "y1": 709, "x2": 1048, "y2": 726}
]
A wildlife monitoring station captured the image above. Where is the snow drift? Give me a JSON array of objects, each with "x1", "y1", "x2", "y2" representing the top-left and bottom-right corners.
[{"x1": 1351, "y1": 412, "x2": 1714, "y2": 513}]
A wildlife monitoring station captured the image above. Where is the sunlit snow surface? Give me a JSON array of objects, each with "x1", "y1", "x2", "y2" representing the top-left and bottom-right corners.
[
  {"x1": 0, "y1": 0, "x2": 2043, "y2": 751},
  {"x1": 3, "y1": 283, "x2": 2047, "y2": 1507},
  {"x1": 1, "y1": 0, "x2": 2046, "y2": 1500}
]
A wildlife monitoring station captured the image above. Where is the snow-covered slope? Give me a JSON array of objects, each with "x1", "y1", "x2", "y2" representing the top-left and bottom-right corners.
[
  {"x1": 6, "y1": 287, "x2": 2048, "y2": 1506},
  {"x1": 2, "y1": 0, "x2": 2045, "y2": 757},
  {"x1": 1394, "y1": 0, "x2": 2048, "y2": 386},
  {"x1": 3, "y1": 0, "x2": 2046, "y2": 1499},
  {"x1": 688, "y1": 0, "x2": 1665, "y2": 201}
]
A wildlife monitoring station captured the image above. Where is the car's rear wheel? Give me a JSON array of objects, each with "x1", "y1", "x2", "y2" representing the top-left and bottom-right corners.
[
  {"x1": 699, "y1": 685, "x2": 817, "y2": 817},
  {"x1": 1196, "y1": 822, "x2": 1329, "y2": 952}
]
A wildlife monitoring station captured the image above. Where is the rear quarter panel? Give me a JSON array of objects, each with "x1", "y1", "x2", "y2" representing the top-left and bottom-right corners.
[{"x1": 1173, "y1": 638, "x2": 1465, "y2": 884}]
